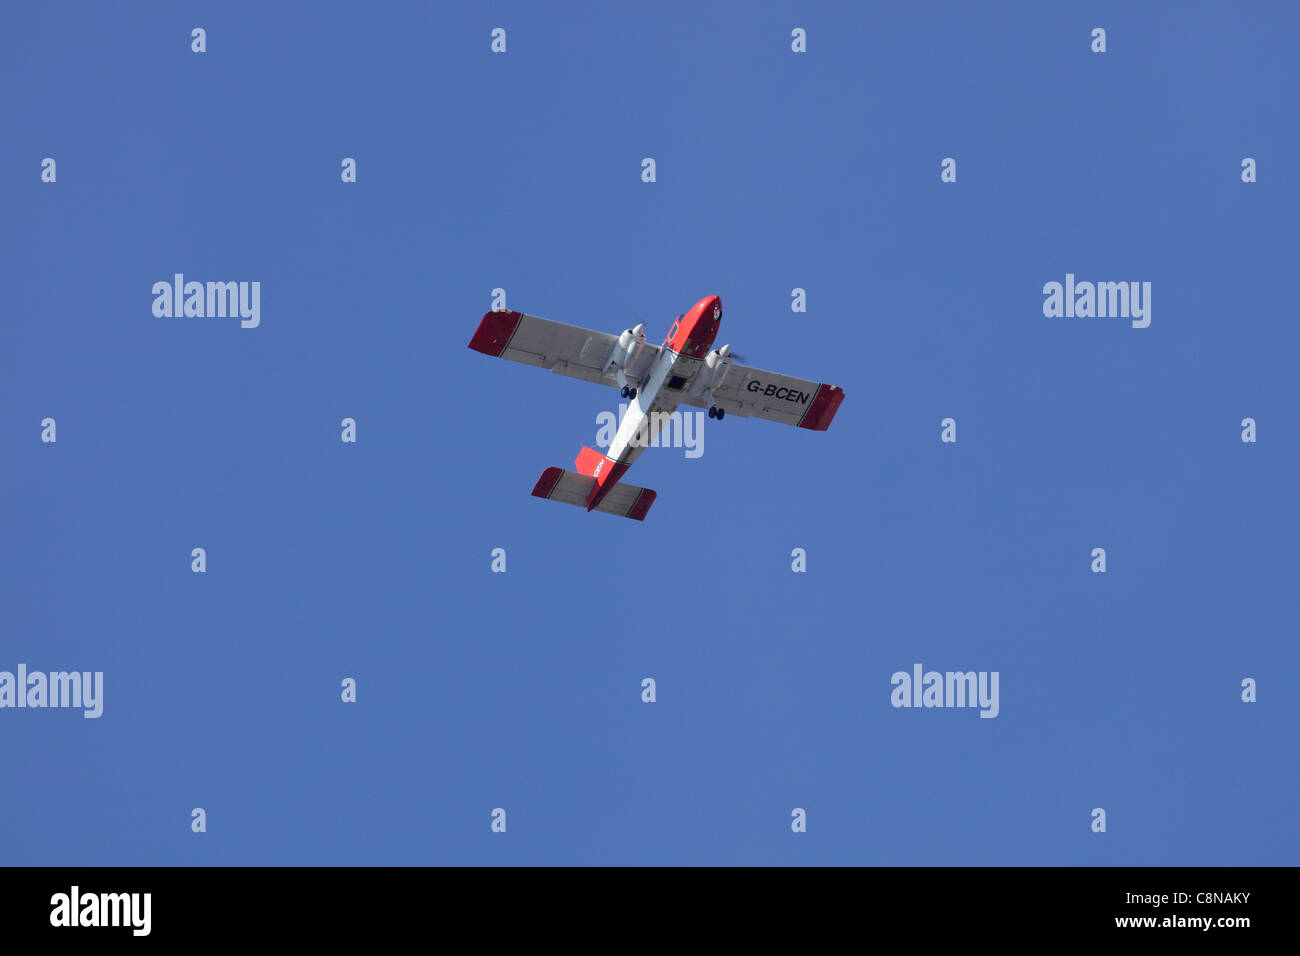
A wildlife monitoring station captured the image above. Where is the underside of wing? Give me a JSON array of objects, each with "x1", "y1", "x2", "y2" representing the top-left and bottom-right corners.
[
  {"x1": 468, "y1": 310, "x2": 659, "y2": 389},
  {"x1": 679, "y1": 362, "x2": 845, "y2": 430}
]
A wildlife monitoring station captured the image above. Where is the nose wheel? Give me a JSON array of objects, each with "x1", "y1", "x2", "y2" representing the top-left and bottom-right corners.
[
  {"x1": 708, "y1": 405, "x2": 725, "y2": 420},
  {"x1": 620, "y1": 386, "x2": 637, "y2": 399}
]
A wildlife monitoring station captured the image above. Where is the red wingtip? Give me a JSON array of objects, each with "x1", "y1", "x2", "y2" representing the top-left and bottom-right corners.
[
  {"x1": 627, "y1": 489, "x2": 656, "y2": 521},
  {"x1": 799, "y1": 385, "x2": 845, "y2": 431},
  {"x1": 531, "y1": 467, "x2": 563, "y2": 499},
  {"x1": 469, "y1": 310, "x2": 523, "y2": 356}
]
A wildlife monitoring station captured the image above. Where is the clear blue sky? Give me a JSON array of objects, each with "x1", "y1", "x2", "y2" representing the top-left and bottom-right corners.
[{"x1": 3, "y1": 1, "x2": 1296, "y2": 865}]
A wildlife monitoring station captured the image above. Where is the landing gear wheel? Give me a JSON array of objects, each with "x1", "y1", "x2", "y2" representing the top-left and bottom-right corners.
[
  {"x1": 628, "y1": 388, "x2": 637, "y2": 399},
  {"x1": 708, "y1": 405, "x2": 718, "y2": 419},
  {"x1": 620, "y1": 386, "x2": 630, "y2": 398},
  {"x1": 716, "y1": 407, "x2": 725, "y2": 420}
]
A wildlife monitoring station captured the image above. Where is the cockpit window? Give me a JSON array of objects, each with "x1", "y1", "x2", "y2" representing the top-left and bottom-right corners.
[{"x1": 669, "y1": 322, "x2": 679, "y2": 339}]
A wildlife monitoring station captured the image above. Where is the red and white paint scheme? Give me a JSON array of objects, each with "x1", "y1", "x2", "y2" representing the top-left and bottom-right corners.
[{"x1": 468, "y1": 294, "x2": 845, "y2": 521}]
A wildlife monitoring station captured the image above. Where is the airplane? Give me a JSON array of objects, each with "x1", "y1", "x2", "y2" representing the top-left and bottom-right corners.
[{"x1": 467, "y1": 294, "x2": 845, "y2": 521}]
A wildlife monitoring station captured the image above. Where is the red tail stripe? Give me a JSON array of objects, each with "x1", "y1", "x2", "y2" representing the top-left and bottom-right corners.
[{"x1": 586, "y1": 460, "x2": 630, "y2": 511}]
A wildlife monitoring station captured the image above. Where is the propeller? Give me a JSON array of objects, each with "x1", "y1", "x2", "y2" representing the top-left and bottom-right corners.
[{"x1": 709, "y1": 343, "x2": 750, "y2": 366}]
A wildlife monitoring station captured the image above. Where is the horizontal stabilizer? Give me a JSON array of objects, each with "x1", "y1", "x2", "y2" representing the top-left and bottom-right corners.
[{"x1": 531, "y1": 467, "x2": 657, "y2": 521}]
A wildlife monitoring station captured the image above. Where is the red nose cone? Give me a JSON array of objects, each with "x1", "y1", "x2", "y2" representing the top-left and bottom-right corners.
[
  {"x1": 686, "y1": 295, "x2": 721, "y2": 322},
  {"x1": 667, "y1": 295, "x2": 722, "y2": 357}
]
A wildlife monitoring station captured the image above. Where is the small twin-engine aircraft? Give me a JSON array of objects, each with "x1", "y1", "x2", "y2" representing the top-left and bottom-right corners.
[{"x1": 468, "y1": 295, "x2": 845, "y2": 521}]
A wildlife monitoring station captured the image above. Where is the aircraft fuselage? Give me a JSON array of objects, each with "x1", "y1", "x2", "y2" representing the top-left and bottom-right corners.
[{"x1": 588, "y1": 294, "x2": 723, "y2": 510}]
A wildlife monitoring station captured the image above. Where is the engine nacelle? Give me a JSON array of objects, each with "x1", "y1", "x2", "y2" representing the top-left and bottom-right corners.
[
  {"x1": 705, "y1": 343, "x2": 732, "y2": 370},
  {"x1": 612, "y1": 323, "x2": 647, "y2": 372},
  {"x1": 618, "y1": 323, "x2": 646, "y2": 352}
]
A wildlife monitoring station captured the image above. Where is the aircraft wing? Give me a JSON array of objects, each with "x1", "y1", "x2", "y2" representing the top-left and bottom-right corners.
[
  {"x1": 677, "y1": 362, "x2": 845, "y2": 430},
  {"x1": 468, "y1": 310, "x2": 658, "y2": 388}
]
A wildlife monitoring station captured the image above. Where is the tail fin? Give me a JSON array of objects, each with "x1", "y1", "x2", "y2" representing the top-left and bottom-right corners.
[{"x1": 574, "y1": 446, "x2": 605, "y2": 477}]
